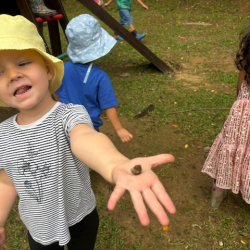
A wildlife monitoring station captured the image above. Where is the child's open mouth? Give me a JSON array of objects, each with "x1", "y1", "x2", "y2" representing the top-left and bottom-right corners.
[{"x1": 14, "y1": 86, "x2": 32, "y2": 97}]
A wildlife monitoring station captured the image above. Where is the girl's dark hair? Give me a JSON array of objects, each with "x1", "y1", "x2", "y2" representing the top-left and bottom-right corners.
[{"x1": 235, "y1": 27, "x2": 250, "y2": 83}]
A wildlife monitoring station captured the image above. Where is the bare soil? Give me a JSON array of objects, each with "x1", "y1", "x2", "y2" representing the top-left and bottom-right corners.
[{"x1": 94, "y1": 116, "x2": 250, "y2": 249}]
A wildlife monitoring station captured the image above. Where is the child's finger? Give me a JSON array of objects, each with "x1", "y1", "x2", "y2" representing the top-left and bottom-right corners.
[
  {"x1": 125, "y1": 135, "x2": 132, "y2": 142},
  {"x1": 107, "y1": 185, "x2": 126, "y2": 210},
  {"x1": 142, "y1": 188, "x2": 170, "y2": 225},
  {"x1": 130, "y1": 190, "x2": 150, "y2": 226},
  {"x1": 142, "y1": 154, "x2": 175, "y2": 169},
  {"x1": 152, "y1": 182, "x2": 176, "y2": 214}
]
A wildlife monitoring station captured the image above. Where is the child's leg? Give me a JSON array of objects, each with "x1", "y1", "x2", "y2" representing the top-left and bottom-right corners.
[
  {"x1": 28, "y1": 232, "x2": 64, "y2": 250},
  {"x1": 67, "y1": 208, "x2": 99, "y2": 250},
  {"x1": 27, "y1": 208, "x2": 99, "y2": 250},
  {"x1": 209, "y1": 179, "x2": 227, "y2": 209}
]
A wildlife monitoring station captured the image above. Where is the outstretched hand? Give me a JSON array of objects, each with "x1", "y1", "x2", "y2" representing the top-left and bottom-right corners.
[
  {"x1": 0, "y1": 227, "x2": 7, "y2": 250},
  {"x1": 108, "y1": 154, "x2": 176, "y2": 226}
]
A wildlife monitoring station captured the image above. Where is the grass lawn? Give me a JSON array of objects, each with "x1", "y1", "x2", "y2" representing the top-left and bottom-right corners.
[{"x1": 3, "y1": 0, "x2": 250, "y2": 249}]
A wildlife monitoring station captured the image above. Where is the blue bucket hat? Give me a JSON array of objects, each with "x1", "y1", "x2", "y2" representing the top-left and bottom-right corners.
[{"x1": 66, "y1": 14, "x2": 117, "y2": 64}]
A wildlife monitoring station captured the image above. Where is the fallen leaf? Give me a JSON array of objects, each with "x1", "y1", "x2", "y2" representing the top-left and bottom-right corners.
[
  {"x1": 225, "y1": 92, "x2": 229, "y2": 94},
  {"x1": 172, "y1": 125, "x2": 178, "y2": 128},
  {"x1": 240, "y1": 232, "x2": 250, "y2": 237},
  {"x1": 205, "y1": 199, "x2": 208, "y2": 202},
  {"x1": 134, "y1": 104, "x2": 155, "y2": 118},
  {"x1": 152, "y1": 74, "x2": 155, "y2": 76},
  {"x1": 185, "y1": 144, "x2": 188, "y2": 148},
  {"x1": 205, "y1": 83, "x2": 208, "y2": 86},
  {"x1": 163, "y1": 226, "x2": 168, "y2": 231},
  {"x1": 174, "y1": 102, "x2": 177, "y2": 104},
  {"x1": 211, "y1": 123, "x2": 216, "y2": 126},
  {"x1": 219, "y1": 241, "x2": 224, "y2": 246},
  {"x1": 214, "y1": 91, "x2": 217, "y2": 94},
  {"x1": 194, "y1": 90, "x2": 197, "y2": 92},
  {"x1": 211, "y1": 90, "x2": 214, "y2": 92},
  {"x1": 188, "y1": 154, "x2": 194, "y2": 157},
  {"x1": 241, "y1": 240, "x2": 247, "y2": 244}
]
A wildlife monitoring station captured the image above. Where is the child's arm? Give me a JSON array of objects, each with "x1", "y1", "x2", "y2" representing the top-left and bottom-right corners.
[
  {"x1": 105, "y1": 107, "x2": 133, "y2": 143},
  {"x1": 70, "y1": 124, "x2": 176, "y2": 226},
  {"x1": 0, "y1": 169, "x2": 18, "y2": 249},
  {"x1": 237, "y1": 69, "x2": 246, "y2": 95},
  {"x1": 103, "y1": 0, "x2": 114, "y2": 7},
  {"x1": 136, "y1": 0, "x2": 148, "y2": 10}
]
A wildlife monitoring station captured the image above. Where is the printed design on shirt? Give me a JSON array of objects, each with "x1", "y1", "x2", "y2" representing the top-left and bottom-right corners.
[{"x1": 17, "y1": 143, "x2": 51, "y2": 203}]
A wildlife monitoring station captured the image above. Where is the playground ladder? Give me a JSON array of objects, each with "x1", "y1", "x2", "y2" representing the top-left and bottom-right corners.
[{"x1": 16, "y1": 0, "x2": 69, "y2": 57}]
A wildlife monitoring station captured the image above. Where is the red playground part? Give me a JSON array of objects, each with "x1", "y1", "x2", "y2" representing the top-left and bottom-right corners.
[{"x1": 36, "y1": 14, "x2": 63, "y2": 23}]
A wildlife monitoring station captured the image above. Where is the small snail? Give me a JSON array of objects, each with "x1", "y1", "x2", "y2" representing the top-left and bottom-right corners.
[{"x1": 130, "y1": 165, "x2": 142, "y2": 175}]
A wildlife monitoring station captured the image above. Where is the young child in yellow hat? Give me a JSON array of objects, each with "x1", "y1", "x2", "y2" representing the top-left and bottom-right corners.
[{"x1": 0, "y1": 15, "x2": 175, "y2": 250}]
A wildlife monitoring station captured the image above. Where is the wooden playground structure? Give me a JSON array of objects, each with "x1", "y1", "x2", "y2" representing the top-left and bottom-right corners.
[{"x1": 4, "y1": 0, "x2": 174, "y2": 74}]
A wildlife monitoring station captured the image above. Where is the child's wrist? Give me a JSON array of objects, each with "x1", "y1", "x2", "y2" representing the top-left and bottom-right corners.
[
  {"x1": 115, "y1": 126, "x2": 123, "y2": 132},
  {"x1": 111, "y1": 160, "x2": 130, "y2": 183}
]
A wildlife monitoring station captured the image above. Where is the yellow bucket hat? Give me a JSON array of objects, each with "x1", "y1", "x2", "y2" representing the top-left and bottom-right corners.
[{"x1": 0, "y1": 14, "x2": 64, "y2": 107}]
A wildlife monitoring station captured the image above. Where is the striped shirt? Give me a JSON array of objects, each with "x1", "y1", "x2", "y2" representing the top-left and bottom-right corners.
[{"x1": 0, "y1": 102, "x2": 96, "y2": 246}]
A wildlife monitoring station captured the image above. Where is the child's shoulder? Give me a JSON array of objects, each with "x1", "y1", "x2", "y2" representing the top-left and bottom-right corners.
[
  {"x1": 57, "y1": 102, "x2": 89, "y2": 116},
  {"x1": 0, "y1": 115, "x2": 16, "y2": 141}
]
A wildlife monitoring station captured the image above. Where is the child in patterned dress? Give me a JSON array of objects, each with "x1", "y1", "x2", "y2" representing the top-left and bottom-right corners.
[{"x1": 202, "y1": 28, "x2": 250, "y2": 209}]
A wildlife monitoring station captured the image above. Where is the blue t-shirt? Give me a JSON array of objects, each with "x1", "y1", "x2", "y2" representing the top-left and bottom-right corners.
[{"x1": 55, "y1": 61, "x2": 118, "y2": 131}]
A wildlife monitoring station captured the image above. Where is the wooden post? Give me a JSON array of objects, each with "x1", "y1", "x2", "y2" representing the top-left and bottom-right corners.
[{"x1": 78, "y1": 0, "x2": 174, "y2": 74}]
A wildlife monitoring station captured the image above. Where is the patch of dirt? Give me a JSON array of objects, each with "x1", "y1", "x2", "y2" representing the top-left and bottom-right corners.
[
  {"x1": 93, "y1": 116, "x2": 249, "y2": 249},
  {"x1": 175, "y1": 72, "x2": 202, "y2": 84}
]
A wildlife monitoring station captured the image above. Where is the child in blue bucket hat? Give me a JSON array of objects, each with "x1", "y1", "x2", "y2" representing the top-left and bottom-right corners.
[{"x1": 54, "y1": 14, "x2": 133, "y2": 143}]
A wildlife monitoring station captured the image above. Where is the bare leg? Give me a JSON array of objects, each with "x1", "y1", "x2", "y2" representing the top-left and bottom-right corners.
[
  {"x1": 128, "y1": 24, "x2": 135, "y2": 31},
  {"x1": 209, "y1": 179, "x2": 227, "y2": 209}
]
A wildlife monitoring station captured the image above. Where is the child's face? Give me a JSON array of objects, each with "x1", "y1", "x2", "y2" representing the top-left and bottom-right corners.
[{"x1": 0, "y1": 49, "x2": 53, "y2": 110}]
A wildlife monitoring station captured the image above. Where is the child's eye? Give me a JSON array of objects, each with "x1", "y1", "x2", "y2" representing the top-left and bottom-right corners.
[
  {"x1": 0, "y1": 71, "x2": 4, "y2": 76},
  {"x1": 19, "y1": 62, "x2": 31, "y2": 67}
]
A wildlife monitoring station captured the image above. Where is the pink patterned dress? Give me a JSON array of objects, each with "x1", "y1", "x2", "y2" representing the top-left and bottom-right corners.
[{"x1": 202, "y1": 80, "x2": 250, "y2": 204}]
